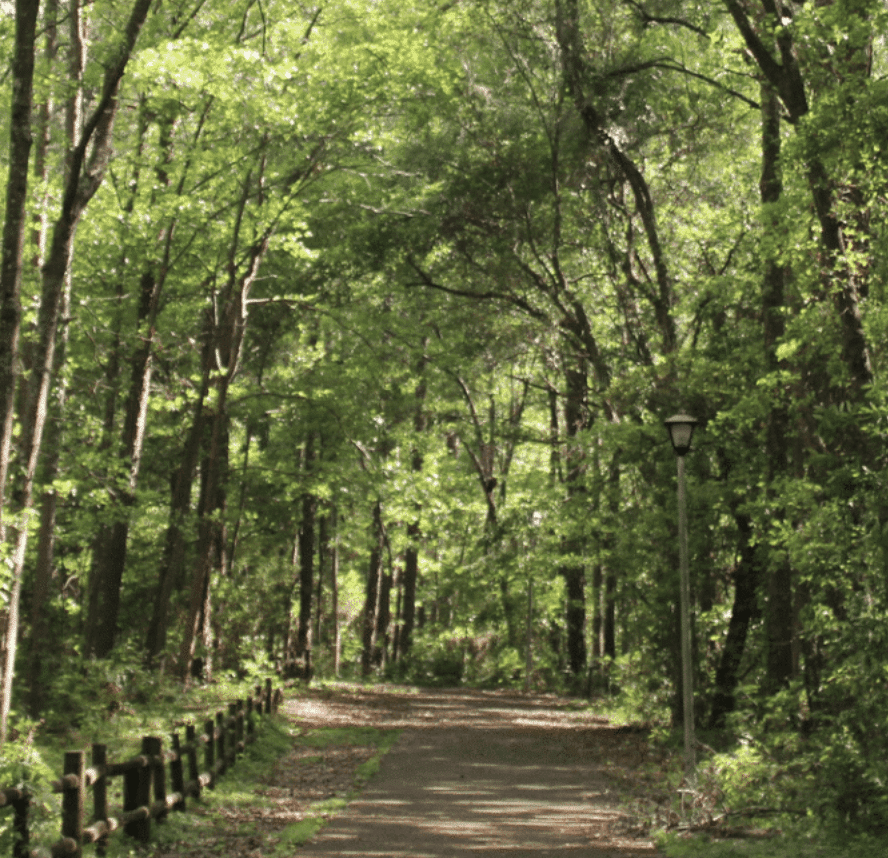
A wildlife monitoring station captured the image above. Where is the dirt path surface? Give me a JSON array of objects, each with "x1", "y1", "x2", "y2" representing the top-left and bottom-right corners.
[{"x1": 285, "y1": 685, "x2": 662, "y2": 857}]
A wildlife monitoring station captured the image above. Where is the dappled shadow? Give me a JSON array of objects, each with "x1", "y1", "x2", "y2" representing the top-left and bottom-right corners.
[
  {"x1": 285, "y1": 684, "x2": 611, "y2": 730},
  {"x1": 287, "y1": 685, "x2": 661, "y2": 856}
]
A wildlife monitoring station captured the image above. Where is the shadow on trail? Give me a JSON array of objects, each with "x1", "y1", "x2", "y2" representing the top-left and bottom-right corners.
[{"x1": 287, "y1": 686, "x2": 661, "y2": 857}]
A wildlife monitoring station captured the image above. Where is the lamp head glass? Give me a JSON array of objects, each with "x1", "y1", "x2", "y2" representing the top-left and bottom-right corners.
[{"x1": 664, "y1": 414, "x2": 699, "y2": 456}]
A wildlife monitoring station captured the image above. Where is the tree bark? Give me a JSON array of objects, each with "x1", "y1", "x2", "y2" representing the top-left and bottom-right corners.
[
  {"x1": 400, "y1": 348, "x2": 427, "y2": 658},
  {"x1": 296, "y1": 434, "x2": 317, "y2": 664},
  {"x1": 23, "y1": 0, "x2": 62, "y2": 720},
  {"x1": 173, "y1": 158, "x2": 267, "y2": 680},
  {"x1": 0, "y1": 0, "x2": 41, "y2": 532},
  {"x1": 144, "y1": 333, "x2": 211, "y2": 666},
  {"x1": 559, "y1": 353, "x2": 589, "y2": 677},
  {"x1": 361, "y1": 500, "x2": 385, "y2": 677},
  {"x1": 709, "y1": 512, "x2": 760, "y2": 728},
  {"x1": 760, "y1": 83, "x2": 795, "y2": 692},
  {"x1": 330, "y1": 508, "x2": 340, "y2": 676},
  {"x1": 86, "y1": 112, "x2": 173, "y2": 656}
]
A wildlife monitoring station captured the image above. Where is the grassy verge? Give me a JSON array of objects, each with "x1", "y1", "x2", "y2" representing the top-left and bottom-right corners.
[
  {"x1": 268, "y1": 725, "x2": 401, "y2": 851},
  {"x1": 656, "y1": 825, "x2": 888, "y2": 858},
  {"x1": 108, "y1": 718, "x2": 401, "y2": 857}
]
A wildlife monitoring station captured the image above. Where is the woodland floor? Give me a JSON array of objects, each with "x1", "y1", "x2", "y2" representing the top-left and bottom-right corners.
[{"x1": 145, "y1": 684, "x2": 668, "y2": 857}]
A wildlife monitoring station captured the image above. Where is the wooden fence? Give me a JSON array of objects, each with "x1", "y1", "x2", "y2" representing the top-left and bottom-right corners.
[{"x1": 1, "y1": 679, "x2": 281, "y2": 858}]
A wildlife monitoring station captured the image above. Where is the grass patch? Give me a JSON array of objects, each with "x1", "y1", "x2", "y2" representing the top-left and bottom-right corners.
[
  {"x1": 657, "y1": 825, "x2": 888, "y2": 858},
  {"x1": 269, "y1": 818, "x2": 326, "y2": 854},
  {"x1": 298, "y1": 725, "x2": 394, "y2": 748}
]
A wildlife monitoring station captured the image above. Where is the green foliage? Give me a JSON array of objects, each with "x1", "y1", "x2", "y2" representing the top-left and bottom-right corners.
[
  {"x1": 599, "y1": 653, "x2": 674, "y2": 728},
  {"x1": 4, "y1": 0, "x2": 888, "y2": 837},
  {"x1": 0, "y1": 719, "x2": 56, "y2": 856}
]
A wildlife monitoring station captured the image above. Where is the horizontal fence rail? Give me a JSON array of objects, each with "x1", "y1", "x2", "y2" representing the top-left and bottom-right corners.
[{"x1": 1, "y1": 679, "x2": 281, "y2": 858}]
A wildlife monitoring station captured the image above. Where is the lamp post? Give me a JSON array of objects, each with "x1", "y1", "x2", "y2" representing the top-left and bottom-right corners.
[{"x1": 664, "y1": 413, "x2": 699, "y2": 780}]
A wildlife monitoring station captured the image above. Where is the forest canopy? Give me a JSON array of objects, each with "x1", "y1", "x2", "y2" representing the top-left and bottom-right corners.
[{"x1": 2, "y1": 0, "x2": 888, "y2": 832}]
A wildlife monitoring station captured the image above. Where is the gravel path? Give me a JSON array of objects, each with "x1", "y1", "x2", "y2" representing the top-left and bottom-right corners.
[{"x1": 285, "y1": 686, "x2": 662, "y2": 857}]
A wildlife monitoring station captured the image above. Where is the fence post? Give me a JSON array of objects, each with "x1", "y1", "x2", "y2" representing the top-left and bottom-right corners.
[
  {"x1": 124, "y1": 751, "x2": 150, "y2": 842},
  {"x1": 246, "y1": 695, "x2": 255, "y2": 741},
  {"x1": 236, "y1": 700, "x2": 245, "y2": 754},
  {"x1": 170, "y1": 732, "x2": 186, "y2": 811},
  {"x1": 227, "y1": 703, "x2": 238, "y2": 765},
  {"x1": 92, "y1": 744, "x2": 108, "y2": 856},
  {"x1": 61, "y1": 750, "x2": 84, "y2": 858},
  {"x1": 144, "y1": 736, "x2": 167, "y2": 824},
  {"x1": 216, "y1": 712, "x2": 226, "y2": 777},
  {"x1": 186, "y1": 724, "x2": 201, "y2": 799},
  {"x1": 204, "y1": 718, "x2": 216, "y2": 788},
  {"x1": 11, "y1": 792, "x2": 30, "y2": 858}
]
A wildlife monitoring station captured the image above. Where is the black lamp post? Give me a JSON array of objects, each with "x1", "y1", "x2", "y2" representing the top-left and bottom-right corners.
[{"x1": 664, "y1": 413, "x2": 699, "y2": 779}]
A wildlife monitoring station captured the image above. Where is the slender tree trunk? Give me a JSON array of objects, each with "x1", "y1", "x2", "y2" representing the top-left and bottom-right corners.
[
  {"x1": 174, "y1": 166, "x2": 267, "y2": 680},
  {"x1": 23, "y1": 0, "x2": 61, "y2": 719},
  {"x1": 591, "y1": 563, "x2": 603, "y2": 660},
  {"x1": 559, "y1": 358, "x2": 589, "y2": 677},
  {"x1": 179, "y1": 401, "x2": 226, "y2": 681},
  {"x1": 226, "y1": 423, "x2": 252, "y2": 579},
  {"x1": 361, "y1": 500, "x2": 385, "y2": 677},
  {"x1": 330, "y1": 507, "x2": 340, "y2": 676},
  {"x1": 25, "y1": 275, "x2": 71, "y2": 714},
  {"x1": 86, "y1": 258, "x2": 167, "y2": 657},
  {"x1": 376, "y1": 562, "x2": 393, "y2": 668},
  {"x1": 602, "y1": 454, "x2": 620, "y2": 661},
  {"x1": 709, "y1": 511, "x2": 760, "y2": 727},
  {"x1": 401, "y1": 349, "x2": 427, "y2": 658},
  {"x1": 316, "y1": 511, "x2": 328, "y2": 653},
  {"x1": 296, "y1": 434, "x2": 316, "y2": 666},
  {"x1": 760, "y1": 83, "x2": 795, "y2": 692},
  {"x1": 0, "y1": 0, "x2": 41, "y2": 531},
  {"x1": 145, "y1": 333, "x2": 211, "y2": 666},
  {"x1": 0, "y1": 0, "x2": 42, "y2": 746}
]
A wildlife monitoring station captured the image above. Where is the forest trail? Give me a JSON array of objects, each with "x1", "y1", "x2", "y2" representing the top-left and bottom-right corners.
[{"x1": 285, "y1": 685, "x2": 663, "y2": 857}]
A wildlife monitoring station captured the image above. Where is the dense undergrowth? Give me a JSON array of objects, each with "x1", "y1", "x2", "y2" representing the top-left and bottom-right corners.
[{"x1": 593, "y1": 665, "x2": 888, "y2": 858}]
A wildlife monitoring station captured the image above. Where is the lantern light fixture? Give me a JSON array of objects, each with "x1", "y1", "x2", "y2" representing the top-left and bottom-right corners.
[{"x1": 664, "y1": 413, "x2": 699, "y2": 457}]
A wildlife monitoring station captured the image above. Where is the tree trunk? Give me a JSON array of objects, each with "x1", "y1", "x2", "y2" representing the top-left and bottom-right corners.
[
  {"x1": 316, "y1": 510, "x2": 329, "y2": 654},
  {"x1": 173, "y1": 168, "x2": 267, "y2": 680},
  {"x1": 559, "y1": 356, "x2": 589, "y2": 677},
  {"x1": 296, "y1": 434, "x2": 316, "y2": 665},
  {"x1": 401, "y1": 350, "x2": 427, "y2": 658},
  {"x1": 144, "y1": 334, "x2": 211, "y2": 666},
  {"x1": 24, "y1": 0, "x2": 63, "y2": 718},
  {"x1": 331, "y1": 514, "x2": 340, "y2": 676},
  {"x1": 0, "y1": 0, "x2": 41, "y2": 530},
  {"x1": 376, "y1": 562, "x2": 393, "y2": 668},
  {"x1": 178, "y1": 401, "x2": 226, "y2": 681},
  {"x1": 760, "y1": 83, "x2": 795, "y2": 692},
  {"x1": 709, "y1": 511, "x2": 760, "y2": 728},
  {"x1": 361, "y1": 500, "x2": 385, "y2": 677},
  {"x1": 86, "y1": 233, "x2": 168, "y2": 657}
]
